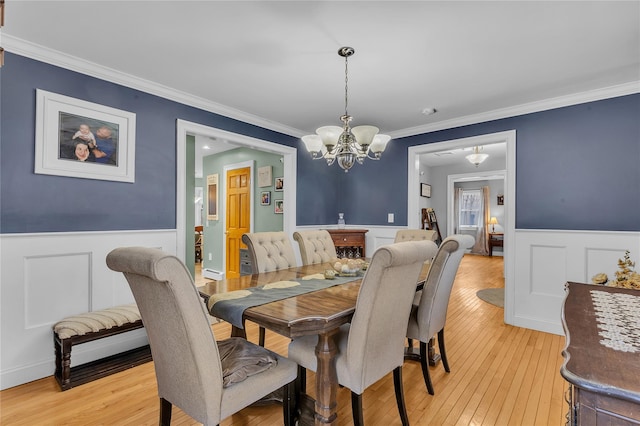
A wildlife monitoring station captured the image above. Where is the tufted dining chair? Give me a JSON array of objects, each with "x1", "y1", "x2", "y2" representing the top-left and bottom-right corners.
[
  {"x1": 292, "y1": 230, "x2": 338, "y2": 266},
  {"x1": 241, "y1": 231, "x2": 298, "y2": 345},
  {"x1": 394, "y1": 229, "x2": 438, "y2": 244},
  {"x1": 406, "y1": 234, "x2": 474, "y2": 395},
  {"x1": 106, "y1": 246, "x2": 298, "y2": 426},
  {"x1": 288, "y1": 240, "x2": 438, "y2": 426},
  {"x1": 242, "y1": 232, "x2": 298, "y2": 274}
]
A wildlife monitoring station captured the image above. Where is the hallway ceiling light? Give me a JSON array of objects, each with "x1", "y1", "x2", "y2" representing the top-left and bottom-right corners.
[
  {"x1": 466, "y1": 146, "x2": 489, "y2": 167},
  {"x1": 301, "y1": 47, "x2": 391, "y2": 173}
]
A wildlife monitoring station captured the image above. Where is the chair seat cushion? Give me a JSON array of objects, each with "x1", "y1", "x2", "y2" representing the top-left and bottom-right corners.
[{"x1": 217, "y1": 337, "x2": 277, "y2": 387}]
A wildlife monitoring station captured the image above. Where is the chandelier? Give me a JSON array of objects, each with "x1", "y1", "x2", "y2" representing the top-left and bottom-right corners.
[
  {"x1": 301, "y1": 47, "x2": 391, "y2": 173},
  {"x1": 466, "y1": 146, "x2": 489, "y2": 167}
]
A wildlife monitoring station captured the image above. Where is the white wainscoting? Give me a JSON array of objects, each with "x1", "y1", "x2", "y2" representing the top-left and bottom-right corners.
[
  {"x1": 305, "y1": 226, "x2": 639, "y2": 337},
  {"x1": 511, "y1": 229, "x2": 639, "y2": 335},
  {"x1": 0, "y1": 230, "x2": 177, "y2": 390}
]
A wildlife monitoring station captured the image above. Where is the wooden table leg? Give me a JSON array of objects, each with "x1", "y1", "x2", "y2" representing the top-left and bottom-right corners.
[
  {"x1": 314, "y1": 329, "x2": 339, "y2": 425},
  {"x1": 230, "y1": 325, "x2": 247, "y2": 339}
]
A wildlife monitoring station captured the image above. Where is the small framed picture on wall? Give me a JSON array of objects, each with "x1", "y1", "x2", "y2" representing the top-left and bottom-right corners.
[
  {"x1": 275, "y1": 177, "x2": 284, "y2": 191},
  {"x1": 274, "y1": 200, "x2": 283, "y2": 214},
  {"x1": 261, "y1": 191, "x2": 271, "y2": 206},
  {"x1": 420, "y1": 183, "x2": 431, "y2": 198},
  {"x1": 258, "y1": 166, "x2": 272, "y2": 187}
]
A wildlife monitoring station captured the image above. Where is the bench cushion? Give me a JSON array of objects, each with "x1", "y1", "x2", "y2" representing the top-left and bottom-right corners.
[{"x1": 53, "y1": 304, "x2": 141, "y2": 339}]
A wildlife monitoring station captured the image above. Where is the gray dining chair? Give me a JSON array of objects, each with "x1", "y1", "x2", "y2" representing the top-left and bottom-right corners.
[
  {"x1": 292, "y1": 230, "x2": 338, "y2": 265},
  {"x1": 242, "y1": 231, "x2": 298, "y2": 345},
  {"x1": 406, "y1": 234, "x2": 474, "y2": 395},
  {"x1": 288, "y1": 240, "x2": 438, "y2": 426},
  {"x1": 106, "y1": 246, "x2": 298, "y2": 426}
]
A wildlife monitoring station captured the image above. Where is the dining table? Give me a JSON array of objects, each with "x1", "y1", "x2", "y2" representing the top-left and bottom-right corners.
[{"x1": 198, "y1": 261, "x2": 431, "y2": 426}]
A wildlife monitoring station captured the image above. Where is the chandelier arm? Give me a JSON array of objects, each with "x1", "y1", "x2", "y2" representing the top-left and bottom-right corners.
[{"x1": 364, "y1": 152, "x2": 382, "y2": 160}]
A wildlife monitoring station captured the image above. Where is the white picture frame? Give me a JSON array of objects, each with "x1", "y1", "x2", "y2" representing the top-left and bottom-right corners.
[
  {"x1": 258, "y1": 165, "x2": 272, "y2": 187},
  {"x1": 274, "y1": 176, "x2": 284, "y2": 192},
  {"x1": 274, "y1": 199, "x2": 284, "y2": 214},
  {"x1": 34, "y1": 89, "x2": 136, "y2": 183}
]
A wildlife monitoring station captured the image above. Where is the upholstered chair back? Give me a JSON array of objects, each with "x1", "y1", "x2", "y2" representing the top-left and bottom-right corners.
[
  {"x1": 106, "y1": 246, "x2": 298, "y2": 425},
  {"x1": 242, "y1": 232, "x2": 298, "y2": 273},
  {"x1": 293, "y1": 230, "x2": 338, "y2": 265},
  {"x1": 106, "y1": 247, "x2": 225, "y2": 423},
  {"x1": 345, "y1": 240, "x2": 438, "y2": 393},
  {"x1": 409, "y1": 234, "x2": 474, "y2": 342},
  {"x1": 394, "y1": 229, "x2": 438, "y2": 244}
]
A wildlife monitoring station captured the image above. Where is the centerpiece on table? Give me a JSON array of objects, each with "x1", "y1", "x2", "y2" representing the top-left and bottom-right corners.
[
  {"x1": 592, "y1": 250, "x2": 640, "y2": 290},
  {"x1": 332, "y1": 258, "x2": 368, "y2": 277}
]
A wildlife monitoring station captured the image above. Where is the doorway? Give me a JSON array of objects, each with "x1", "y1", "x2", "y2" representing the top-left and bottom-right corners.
[
  {"x1": 407, "y1": 130, "x2": 516, "y2": 326},
  {"x1": 176, "y1": 120, "x2": 297, "y2": 275}
]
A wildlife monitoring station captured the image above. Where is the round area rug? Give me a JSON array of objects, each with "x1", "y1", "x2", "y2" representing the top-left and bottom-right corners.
[{"x1": 476, "y1": 288, "x2": 504, "y2": 308}]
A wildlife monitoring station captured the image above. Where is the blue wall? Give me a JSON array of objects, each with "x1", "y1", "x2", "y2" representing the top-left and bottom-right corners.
[
  {"x1": 2, "y1": 52, "x2": 639, "y2": 233},
  {"x1": 0, "y1": 53, "x2": 297, "y2": 233},
  {"x1": 399, "y1": 96, "x2": 640, "y2": 231}
]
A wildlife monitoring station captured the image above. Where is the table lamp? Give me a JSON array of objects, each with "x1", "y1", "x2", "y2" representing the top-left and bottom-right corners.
[{"x1": 489, "y1": 217, "x2": 499, "y2": 233}]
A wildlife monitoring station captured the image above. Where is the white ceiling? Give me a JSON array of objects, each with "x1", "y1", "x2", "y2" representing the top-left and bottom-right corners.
[{"x1": 4, "y1": 1, "x2": 639, "y2": 172}]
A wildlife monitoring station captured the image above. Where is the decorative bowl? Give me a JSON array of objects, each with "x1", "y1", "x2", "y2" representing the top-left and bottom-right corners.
[{"x1": 332, "y1": 258, "x2": 366, "y2": 276}]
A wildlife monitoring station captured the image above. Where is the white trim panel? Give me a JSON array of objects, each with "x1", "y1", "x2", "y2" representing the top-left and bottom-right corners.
[
  {"x1": 512, "y1": 229, "x2": 640, "y2": 335},
  {"x1": 0, "y1": 230, "x2": 176, "y2": 390}
]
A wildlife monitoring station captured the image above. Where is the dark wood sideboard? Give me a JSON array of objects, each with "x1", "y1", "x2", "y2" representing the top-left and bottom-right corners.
[
  {"x1": 560, "y1": 281, "x2": 640, "y2": 425},
  {"x1": 326, "y1": 229, "x2": 368, "y2": 258}
]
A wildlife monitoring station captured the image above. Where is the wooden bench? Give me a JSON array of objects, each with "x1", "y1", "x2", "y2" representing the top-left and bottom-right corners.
[{"x1": 53, "y1": 304, "x2": 152, "y2": 391}]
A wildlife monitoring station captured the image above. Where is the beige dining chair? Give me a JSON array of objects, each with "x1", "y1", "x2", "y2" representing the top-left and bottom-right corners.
[
  {"x1": 242, "y1": 231, "x2": 298, "y2": 345},
  {"x1": 288, "y1": 240, "x2": 438, "y2": 426},
  {"x1": 106, "y1": 247, "x2": 298, "y2": 426},
  {"x1": 292, "y1": 230, "x2": 338, "y2": 265},
  {"x1": 406, "y1": 234, "x2": 474, "y2": 395},
  {"x1": 242, "y1": 231, "x2": 298, "y2": 273},
  {"x1": 394, "y1": 229, "x2": 438, "y2": 244}
]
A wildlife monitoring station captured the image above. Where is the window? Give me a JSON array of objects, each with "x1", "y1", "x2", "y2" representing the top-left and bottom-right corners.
[{"x1": 459, "y1": 189, "x2": 482, "y2": 228}]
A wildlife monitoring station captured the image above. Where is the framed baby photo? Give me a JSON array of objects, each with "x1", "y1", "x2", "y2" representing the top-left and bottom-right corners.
[
  {"x1": 274, "y1": 200, "x2": 284, "y2": 214},
  {"x1": 260, "y1": 191, "x2": 271, "y2": 206},
  {"x1": 274, "y1": 176, "x2": 284, "y2": 191},
  {"x1": 34, "y1": 89, "x2": 137, "y2": 183}
]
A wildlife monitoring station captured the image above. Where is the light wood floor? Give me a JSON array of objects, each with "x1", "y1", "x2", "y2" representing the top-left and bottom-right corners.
[{"x1": 0, "y1": 255, "x2": 568, "y2": 425}]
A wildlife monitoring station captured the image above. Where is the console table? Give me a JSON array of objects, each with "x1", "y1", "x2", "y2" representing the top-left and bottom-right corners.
[
  {"x1": 560, "y1": 281, "x2": 640, "y2": 424},
  {"x1": 326, "y1": 229, "x2": 368, "y2": 258}
]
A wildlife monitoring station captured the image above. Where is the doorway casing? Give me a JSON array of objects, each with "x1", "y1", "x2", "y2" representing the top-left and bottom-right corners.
[
  {"x1": 407, "y1": 130, "x2": 516, "y2": 326},
  {"x1": 176, "y1": 119, "x2": 297, "y2": 272}
]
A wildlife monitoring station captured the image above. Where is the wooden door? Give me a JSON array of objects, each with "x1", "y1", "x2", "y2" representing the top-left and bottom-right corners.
[{"x1": 225, "y1": 167, "x2": 251, "y2": 279}]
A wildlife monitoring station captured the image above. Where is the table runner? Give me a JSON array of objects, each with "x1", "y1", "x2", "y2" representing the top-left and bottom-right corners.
[{"x1": 208, "y1": 273, "x2": 362, "y2": 328}]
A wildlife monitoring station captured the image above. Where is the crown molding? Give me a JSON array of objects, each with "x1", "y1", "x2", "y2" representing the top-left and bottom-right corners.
[
  {"x1": 3, "y1": 35, "x2": 306, "y2": 138},
  {"x1": 6, "y1": 35, "x2": 638, "y2": 141},
  {"x1": 389, "y1": 81, "x2": 640, "y2": 139}
]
